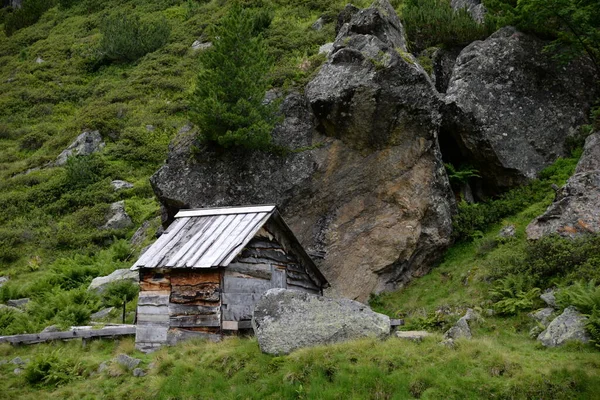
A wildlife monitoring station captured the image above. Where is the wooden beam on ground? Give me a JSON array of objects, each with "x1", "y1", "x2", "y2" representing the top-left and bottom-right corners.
[{"x1": 0, "y1": 325, "x2": 136, "y2": 345}]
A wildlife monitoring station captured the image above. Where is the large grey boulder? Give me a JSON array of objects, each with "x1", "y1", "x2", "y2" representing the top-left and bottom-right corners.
[
  {"x1": 530, "y1": 308, "x2": 555, "y2": 327},
  {"x1": 150, "y1": 1, "x2": 455, "y2": 302},
  {"x1": 55, "y1": 130, "x2": 105, "y2": 166},
  {"x1": 537, "y1": 306, "x2": 590, "y2": 347},
  {"x1": 88, "y1": 269, "x2": 138, "y2": 293},
  {"x1": 527, "y1": 132, "x2": 600, "y2": 239},
  {"x1": 102, "y1": 201, "x2": 133, "y2": 230},
  {"x1": 252, "y1": 289, "x2": 390, "y2": 355},
  {"x1": 451, "y1": 0, "x2": 486, "y2": 24},
  {"x1": 444, "y1": 27, "x2": 598, "y2": 192}
]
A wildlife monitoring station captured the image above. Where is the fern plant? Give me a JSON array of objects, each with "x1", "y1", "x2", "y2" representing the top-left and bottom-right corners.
[
  {"x1": 490, "y1": 274, "x2": 541, "y2": 315},
  {"x1": 556, "y1": 280, "x2": 600, "y2": 348}
]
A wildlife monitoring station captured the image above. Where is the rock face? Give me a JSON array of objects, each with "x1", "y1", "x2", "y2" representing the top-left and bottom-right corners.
[
  {"x1": 55, "y1": 130, "x2": 105, "y2": 166},
  {"x1": 527, "y1": 132, "x2": 600, "y2": 239},
  {"x1": 451, "y1": 0, "x2": 486, "y2": 24},
  {"x1": 431, "y1": 47, "x2": 463, "y2": 93},
  {"x1": 102, "y1": 201, "x2": 133, "y2": 230},
  {"x1": 537, "y1": 306, "x2": 590, "y2": 347},
  {"x1": 252, "y1": 289, "x2": 390, "y2": 355},
  {"x1": 150, "y1": 1, "x2": 455, "y2": 301},
  {"x1": 88, "y1": 269, "x2": 138, "y2": 293},
  {"x1": 444, "y1": 27, "x2": 598, "y2": 192}
]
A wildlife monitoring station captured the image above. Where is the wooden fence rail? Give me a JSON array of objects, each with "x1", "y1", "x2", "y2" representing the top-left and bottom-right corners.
[{"x1": 0, "y1": 325, "x2": 136, "y2": 345}]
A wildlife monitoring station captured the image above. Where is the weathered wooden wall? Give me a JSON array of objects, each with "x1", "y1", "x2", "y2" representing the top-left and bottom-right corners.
[{"x1": 221, "y1": 227, "x2": 321, "y2": 328}]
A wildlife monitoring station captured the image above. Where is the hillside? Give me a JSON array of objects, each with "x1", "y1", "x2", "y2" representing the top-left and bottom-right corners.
[{"x1": 1, "y1": 0, "x2": 600, "y2": 398}]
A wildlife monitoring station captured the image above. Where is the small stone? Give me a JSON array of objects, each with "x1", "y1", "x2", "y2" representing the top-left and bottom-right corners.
[
  {"x1": 440, "y1": 338, "x2": 455, "y2": 348},
  {"x1": 133, "y1": 368, "x2": 146, "y2": 377},
  {"x1": 115, "y1": 354, "x2": 141, "y2": 371},
  {"x1": 0, "y1": 276, "x2": 8, "y2": 287},
  {"x1": 540, "y1": 291, "x2": 557, "y2": 309},
  {"x1": 11, "y1": 357, "x2": 25, "y2": 366},
  {"x1": 529, "y1": 308, "x2": 555, "y2": 327},
  {"x1": 55, "y1": 130, "x2": 105, "y2": 166},
  {"x1": 14, "y1": 368, "x2": 23, "y2": 375},
  {"x1": 395, "y1": 331, "x2": 431, "y2": 341},
  {"x1": 35, "y1": 56, "x2": 44, "y2": 64},
  {"x1": 91, "y1": 307, "x2": 115, "y2": 320},
  {"x1": 101, "y1": 201, "x2": 133, "y2": 230},
  {"x1": 318, "y1": 43, "x2": 334, "y2": 56},
  {"x1": 498, "y1": 225, "x2": 516, "y2": 238},
  {"x1": 97, "y1": 362, "x2": 108, "y2": 373},
  {"x1": 42, "y1": 325, "x2": 60, "y2": 333},
  {"x1": 191, "y1": 40, "x2": 212, "y2": 51},
  {"x1": 311, "y1": 17, "x2": 324, "y2": 31},
  {"x1": 444, "y1": 309, "x2": 473, "y2": 340},
  {"x1": 111, "y1": 180, "x2": 134, "y2": 191},
  {"x1": 485, "y1": 309, "x2": 495, "y2": 317},
  {"x1": 7, "y1": 298, "x2": 29, "y2": 309},
  {"x1": 145, "y1": 125, "x2": 155, "y2": 132}
]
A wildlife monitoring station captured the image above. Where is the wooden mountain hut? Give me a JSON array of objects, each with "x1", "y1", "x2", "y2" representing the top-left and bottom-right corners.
[{"x1": 131, "y1": 205, "x2": 329, "y2": 351}]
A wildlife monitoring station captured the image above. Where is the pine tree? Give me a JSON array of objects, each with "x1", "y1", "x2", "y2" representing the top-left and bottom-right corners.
[{"x1": 190, "y1": 2, "x2": 276, "y2": 150}]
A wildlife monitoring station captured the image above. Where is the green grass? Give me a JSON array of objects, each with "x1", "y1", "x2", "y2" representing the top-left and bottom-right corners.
[{"x1": 0, "y1": 333, "x2": 598, "y2": 399}]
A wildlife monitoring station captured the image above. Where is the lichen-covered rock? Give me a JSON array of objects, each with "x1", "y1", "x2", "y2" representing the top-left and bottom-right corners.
[
  {"x1": 530, "y1": 308, "x2": 555, "y2": 327},
  {"x1": 114, "y1": 354, "x2": 141, "y2": 371},
  {"x1": 444, "y1": 309, "x2": 474, "y2": 339},
  {"x1": 252, "y1": 289, "x2": 390, "y2": 355},
  {"x1": 431, "y1": 46, "x2": 463, "y2": 93},
  {"x1": 451, "y1": 0, "x2": 486, "y2": 23},
  {"x1": 102, "y1": 201, "x2": 133, "y2": 230},
  {"x1": 537, "y1": 306, "x2": 590, "y2": 347},
  {"x1": 150, "y1": 1, "x2": 455, "y2": 301},
  {"x1": 55, "y1": 130, "x2": 105, "y2": 166},
  {"x1": 527, "y1": 132, "x2": 600, "y2": 239},
  {"x1": 540, "y1": 291, "x2": 557, "y2": 309},
  {"x1": 88, "y1": 269, "x2": 138, "y2": 293},
  {"x1": 444, "y1": 27, "x2": 598, "y2": 192}
]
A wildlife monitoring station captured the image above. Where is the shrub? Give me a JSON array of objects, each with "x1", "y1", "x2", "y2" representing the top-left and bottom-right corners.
[
  {"x1": 190, "y1": 1, "x2": 278, "y2": 150},
  {"x1": 402, "y1": 0, "x2": 495, "y2": 52},
  {"x1": 99, "y1": 11, "x2": 171, "y2": 62},
  {"x1": 102, "y1": 280, "x2": 138, "y2": 308},
  {"x1": 3, "y1": 0, "x2": 54, "y2": 36},
  {"x1": 63, "y1": 154, "x2": 105, "y2": 190},
  {"x1": 24, "y1": 349, "x2": 82, "y2": 387},
  {"x1": 490, "y1": 274, "x2": 541, "y2": 315}
]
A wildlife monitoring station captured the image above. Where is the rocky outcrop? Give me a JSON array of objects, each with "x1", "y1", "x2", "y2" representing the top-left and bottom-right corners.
[
  {"x1": 55, "y1": 130, "x2": 105, "y2": 166},
  {"x1": 451, "y1": 0, "x2": 486, "y2": 24},
  {"x1": 444, "y1": 27, "x2": 598, "y2": 192},
  {"x1": 88, "y1": 269, "x2": 138, "y2": 293},
  {"x1": 102, "y1": 201, "x2": 133, "y2": 230},
  {"x1": 537, "y1": 306, "x2": 590, "y2": 347},
  {"x1": 252, "y1": 289, "x2": 390, "y2": 355},
  {"x1": 527, "y1": 132, "x2": 600, "y2": 239},
  {"x1": 431, "y1": 47, "x2": 463, "y2": 93},
  {"x1": 150, "y1": 1, "x2": 455, "y2": 301}
]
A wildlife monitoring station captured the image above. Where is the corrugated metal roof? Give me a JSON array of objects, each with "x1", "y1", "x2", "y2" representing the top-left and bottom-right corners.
[{"x1": 132, "y1": 205, "x2": 276, "y2": 270}]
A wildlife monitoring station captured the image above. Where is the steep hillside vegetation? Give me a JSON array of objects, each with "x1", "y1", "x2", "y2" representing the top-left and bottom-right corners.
[{"x1": 0, "y1": 0, "x2": 600, "y2": 398}]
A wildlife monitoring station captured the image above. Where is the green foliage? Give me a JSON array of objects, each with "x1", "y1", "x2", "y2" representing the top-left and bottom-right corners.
[
  {"x1": 23, "y1": 349, "x2": 82, "y2": 387},
  {"x1": 3, "y1": 0, "x2": 55, "y2": 36},
  {"x1": 452, "y1": 154, "x2": 580, "y2": 241},
  {"x1": 101, "y1": 280, "x2": 138, "y2": 308},
  {"x1": 99, "y1": 11, "x2": 171, "y2": 62},
  {"x1": 484, "y1": 0, "x2": 600, "y2": 74},
  {"x1": 402, "y1": 0, "x2": 495, "y2": 52},
  {"x1": 490, "y1": 274, "x2": 541, "y2": 315},
  {"x1": 63, "y1": 154, "x2": 106, "y2": 190},
  {"x1": 190, "y1": 1, "x2": 278, "y2": 150},
  {"x1": 444, "y1": 163, "x2": 480, "y2": 193}
]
